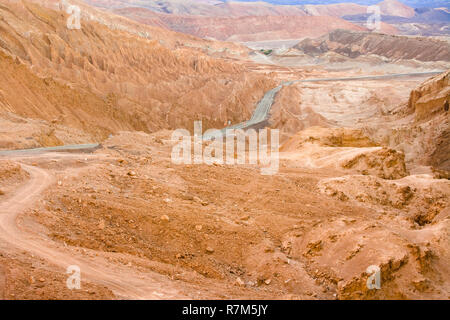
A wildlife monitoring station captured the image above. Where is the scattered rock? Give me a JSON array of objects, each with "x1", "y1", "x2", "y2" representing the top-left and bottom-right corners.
[
  {"x1": 181, "y1": 193, "x2": 194, "y2": 201},
  {"x1": 412, "y1": 278, "x2": 431, "y2": 292},
  {"x1": 341, "y1": 147, "x2": 409, "y2": 180},
  {"x1": 235, "y1": 277, "x2": 245, "y2": 286},
  {"x1": 304, "y1": 240, "x2": 323, "y2": 257},
  {"x1": 194, "y1": 196, "x2": 209, "y2": 206}
]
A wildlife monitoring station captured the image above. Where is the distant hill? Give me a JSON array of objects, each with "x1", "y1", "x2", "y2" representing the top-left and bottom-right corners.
[
  {"x1": 294, "y1": 29, "x2": 450, "y2": 62},
  {"x1": 228, "y1": 0, "x2": 450, "y2": 8},
  {"x1": 113, "y1": 7, "x2": 365, "y2": 42},
  {"x1": 344, "y1": 7, "x2": 450, "y2": 35}
]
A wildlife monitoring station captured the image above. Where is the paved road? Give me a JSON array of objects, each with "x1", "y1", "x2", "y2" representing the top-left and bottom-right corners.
[
  {"x1": 0, "y1": 144, "x2": 100, "y2": 156},
  {"x1": 203, "y1": 71, "x2": 443, "y2": 140}
]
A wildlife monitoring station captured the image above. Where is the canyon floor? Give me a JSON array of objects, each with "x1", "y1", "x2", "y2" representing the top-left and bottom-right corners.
[{"x1": 1, "y1": 62, "x2": 448, "y2": 299}]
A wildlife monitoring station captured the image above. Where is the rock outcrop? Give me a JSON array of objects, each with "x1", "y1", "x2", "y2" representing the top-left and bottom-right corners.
[
  {"x1": 408, "y1": 70, "x2": 450, "y2": 121},
  {"x1": 408, "y1": 71, "x2": 450, "y2": 172},
  {"x1": 365, "y1": 70, "x2": 449, "y2": 174},
  {"x1": 341, "y1": 148, "x2": 408, "y2": 180},
  {"x1": 281, "y1": 127, "x2": 379, "y2": 151},
  {"x1": 280, "y1": 127, "x2": 408, "y2": 179}
]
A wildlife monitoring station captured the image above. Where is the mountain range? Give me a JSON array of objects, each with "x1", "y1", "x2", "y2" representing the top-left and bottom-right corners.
[
  {"x1": 86, "y1": 0, "x2": 450, "y2": 40},
  {"x1": 225, "y1": 0, "x2": 450, "y2": 8}
]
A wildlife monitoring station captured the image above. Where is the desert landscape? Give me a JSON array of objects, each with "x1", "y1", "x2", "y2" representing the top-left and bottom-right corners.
[{"x1": 0, "y1": 0, "x2": 449, "y2": 301}]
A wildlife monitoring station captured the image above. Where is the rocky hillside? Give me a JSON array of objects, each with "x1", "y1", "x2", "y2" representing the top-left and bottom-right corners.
[
  {"x1": 408, "y1": 71, "x2": 450, "y2": 173},
  {"x1": 409, "y1": 70, "x2": 450, "y2": 121},
  {"x1": 295, "y1": 29, "x2": 450, "y2": 62},
  {"x1": 363, "y1": 71, "x2": 449, "y2": 175},
  {"x1": 0, "y1": 0, "x2": 274, "y2": 148}
]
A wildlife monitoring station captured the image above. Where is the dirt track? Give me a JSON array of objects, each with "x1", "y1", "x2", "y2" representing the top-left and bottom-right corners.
[{"x1": 0, "y1": 155, "x2": 193, "y2": 299}]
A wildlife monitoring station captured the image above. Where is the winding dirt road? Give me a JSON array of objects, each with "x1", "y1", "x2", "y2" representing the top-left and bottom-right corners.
[{"x1": 0, "y1": 155, "x2": 194, "y2": 299}]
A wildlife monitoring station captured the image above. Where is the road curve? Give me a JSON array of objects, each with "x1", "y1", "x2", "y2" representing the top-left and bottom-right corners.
[
  {"x1": 0, "y1": 144, "x2": 101, "y2": 156},
  {"x1": 203, "y1": 71, "x2": 443, "y2": 140}
]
